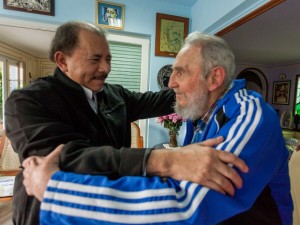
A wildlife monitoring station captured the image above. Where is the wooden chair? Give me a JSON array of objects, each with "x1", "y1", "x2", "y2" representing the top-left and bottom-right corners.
[
  {"x1": 289, "y1": 151, "x2": 300, "y2": 225},
  {"x1": 131, "y1": 122, "x2": 144, "y2": 148},
  {"x1": 0, "y1": 131, "x2": 20, "y2": 202}
]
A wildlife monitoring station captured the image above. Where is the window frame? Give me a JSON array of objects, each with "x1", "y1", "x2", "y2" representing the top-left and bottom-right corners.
[
  {"x1": 107, "y1": 33, "x2": 150, "y2": 144},
  {"x1": 0, "y1": 57, "x2": 24, "y2": 127}
]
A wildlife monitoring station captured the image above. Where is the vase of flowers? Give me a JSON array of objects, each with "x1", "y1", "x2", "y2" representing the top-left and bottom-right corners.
[
  {"x1": 157, "y1": 113, "x2": 186, "y2": 147},
  {"x1": 168, "y1": 130, "x2": 178, "y2": 147}
]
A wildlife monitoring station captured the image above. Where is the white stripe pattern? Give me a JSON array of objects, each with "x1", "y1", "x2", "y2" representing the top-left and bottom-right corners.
[
  {"x1": 41, "y1": 179, "x2": 210, "y2": 224},
  {"x1": 218, "y1": 89, "x2": 262, "y2": 156},
  {"x1": 46, "y1": 179, "x2": 186, "y2": 199}
]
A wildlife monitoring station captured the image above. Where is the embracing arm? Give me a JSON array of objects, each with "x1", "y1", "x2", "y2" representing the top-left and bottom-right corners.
[
  {"x1": 6, "y1": 87, "x2": 247, "y2": 189},
  {"x1": 32, "y1": 105, "x2": 290, "y2": 225},
  {"x1": 147, "y1": 137, "x2": 248, "y2": 196},
  {"x1": 22, "y1": 145, "x2": 246, "y2": 225},
  {"x1": 4, "y1": 89, "x2": 147, "y2": 176},
  {"x1": 9, "y1": 84, "x2": 248, "y2": 199}
]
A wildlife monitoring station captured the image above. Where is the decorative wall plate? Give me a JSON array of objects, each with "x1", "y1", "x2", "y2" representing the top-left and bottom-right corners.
[
  {"x1": 279, "y1": 73, "x2": 286, "y2": 80},
  {"x1": 157, "y1": 64, "x2": 173, "y2": 90}
]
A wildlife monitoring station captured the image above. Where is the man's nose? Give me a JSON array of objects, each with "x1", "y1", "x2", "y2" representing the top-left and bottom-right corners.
[
  {"x1": 168, "y1": 72, "x2": 176, "y2": 89},
  {"x1": 98, "y1": 61, "x2": 111, "y2": 73}
]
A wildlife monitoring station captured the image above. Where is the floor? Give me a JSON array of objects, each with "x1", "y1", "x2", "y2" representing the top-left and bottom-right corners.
[{"x1": 0, "y1": 200, "x2": 13, "y2": 225}]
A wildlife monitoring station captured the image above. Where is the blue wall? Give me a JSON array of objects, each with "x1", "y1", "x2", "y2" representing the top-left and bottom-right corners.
[{"x1": 0, "y1": 0, "x2": 267, "y2": 147}]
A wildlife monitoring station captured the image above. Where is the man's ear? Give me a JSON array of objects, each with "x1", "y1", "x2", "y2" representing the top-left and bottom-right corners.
[
  {"x1": 208, "y1": 67, "x2": 226, "y2": 91},
  {"x1": 54, "y1": 51, "x2": 68, "y2": 73}
]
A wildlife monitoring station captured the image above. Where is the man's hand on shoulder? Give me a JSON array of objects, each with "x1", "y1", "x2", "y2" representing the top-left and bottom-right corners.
[{"x1": 146, "y1": 136, "x2": 249, "y2": 196}]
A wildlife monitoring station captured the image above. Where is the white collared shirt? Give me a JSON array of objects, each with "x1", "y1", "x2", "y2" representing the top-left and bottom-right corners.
[{"x1": 81, "y1": 86, "x2": 103, "y2": 114}]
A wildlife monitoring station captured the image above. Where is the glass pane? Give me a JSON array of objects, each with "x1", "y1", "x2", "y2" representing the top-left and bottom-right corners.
[
  {"x1": 297, "y1": 80, "x2": 300, "y2": 106},
  {"x1": 19, "y1": 63, "x2": 24, "y2": 88},
  {"x1": 9, "y1": 81, "x2": 18, "y2": 93},
  {"x1": 9, "y1": 65, "x2": 18, "y2": 80},
  {"x1": 295, "y1": 75, "x2": 300, "y2": 115},
  {"x1": 0, "y1": 61, "x2": 3, "y2": 124}
]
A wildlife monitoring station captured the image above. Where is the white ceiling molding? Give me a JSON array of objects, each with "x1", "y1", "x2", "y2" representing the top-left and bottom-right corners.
[
  {"x1": 203, "y1": 0, "x2": 269, "y2": 34},
  {"x1": 0, "y1": 15, "x2": 58, "y2": 31}
]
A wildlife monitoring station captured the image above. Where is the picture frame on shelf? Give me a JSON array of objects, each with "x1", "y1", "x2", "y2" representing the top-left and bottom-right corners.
[
  {"x1": 272, "y1": 80, "x2": 291, "y2": 105},
  {"x1": 155, "y1": 13, "x2": 189, "y2": 57},
  {"x1": 3, "y1": 0, "x2": 55, "y2": 16},
  {"x1": 95, "y1": 0, "x2": 124, "y2": 30}
]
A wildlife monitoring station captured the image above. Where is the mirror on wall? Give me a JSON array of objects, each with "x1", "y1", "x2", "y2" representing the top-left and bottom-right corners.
[
  {"x1": 294, "y1": 74, "x2": 300, "y2": 130},
  {"x1": 236, "y1": 68, "x2": 268, "y2": 101}
]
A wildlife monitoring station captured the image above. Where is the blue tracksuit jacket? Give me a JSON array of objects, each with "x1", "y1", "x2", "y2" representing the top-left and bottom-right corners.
[{"x1": 40, "y1": 79, "x2": 293, "y2": 225}]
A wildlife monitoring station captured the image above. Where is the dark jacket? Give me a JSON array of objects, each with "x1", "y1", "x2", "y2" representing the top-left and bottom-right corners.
[{"x1": 5, "y1": 67, "x2": 174, "y2": 225}]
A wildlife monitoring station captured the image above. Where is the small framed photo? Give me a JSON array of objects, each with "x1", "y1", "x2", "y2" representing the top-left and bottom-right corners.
[
  {"x1": 272, "y1": 80, "x2": 291, "y2": 105},
  {"x1": 3, "y1": 0, "x2": 54, "y2": 16},
  {"x1": 155, "y1": 13, "x2": 189, "y2": 57},
  {"x1": 95, "y1": 0, "x2": 124, "y2": 30}
]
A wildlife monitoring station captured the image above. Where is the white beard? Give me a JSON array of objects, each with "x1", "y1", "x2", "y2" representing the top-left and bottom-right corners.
[{"x1": 174, "y1": 83, "x2": 209, "y2": 121}]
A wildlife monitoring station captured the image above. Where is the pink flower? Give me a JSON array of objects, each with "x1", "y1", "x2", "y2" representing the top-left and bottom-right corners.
[
  {"x1": 162, "y1": 115, "x2": 169, "y2": 120},
  {"x1": 172, "y1": 118, "x2": 177, "y2": 123},
  {"x1": 156, "y1": 117, "x2": 163, "y2": 123},
  {"x1": 156, "y1": 113, "x2": 186, "y2": 134}
]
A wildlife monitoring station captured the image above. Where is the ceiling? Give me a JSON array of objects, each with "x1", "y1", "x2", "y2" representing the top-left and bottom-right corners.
[
  {"x1": 0, "y1": 0, "x2": 299, "y2": 67},
  {"x1": 220, "y1": 0, "x2": 300, "y2": 66},
  {"x1": 0, "y1": 24, "x2": 55, "y2": 58}
]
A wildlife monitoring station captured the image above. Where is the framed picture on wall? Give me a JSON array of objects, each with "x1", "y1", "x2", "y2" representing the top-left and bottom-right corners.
[
  {"x1": 95, "y1": 0, "x2": 124, "y2": 30},
  {"x1": 3, "y1": 0, "x2": 55, "y2": 16},
  {"x1": 272, "y1": 80, "x2": 291, "y2": 105},
  {"x1": 155, "y1": 13, "x2": 189, "y2": 57}
]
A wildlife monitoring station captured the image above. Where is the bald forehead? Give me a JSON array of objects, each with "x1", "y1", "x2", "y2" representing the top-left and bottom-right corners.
[{"x1": 173, "y1": 45, "x2": 201, "y2": 70}]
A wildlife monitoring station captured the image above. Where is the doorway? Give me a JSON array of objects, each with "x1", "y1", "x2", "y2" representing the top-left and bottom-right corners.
[{"x1": 236, "y1": 68, "x2": 268, "y2": 101}]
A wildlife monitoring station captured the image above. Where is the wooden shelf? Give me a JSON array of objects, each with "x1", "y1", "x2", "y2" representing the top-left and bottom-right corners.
[
  {"x1": 0, "y1": 196, "x2": 13, "y2": 202},
  {"x1": 0, "y1": 170, "x2": 20, "y2": 176}
]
